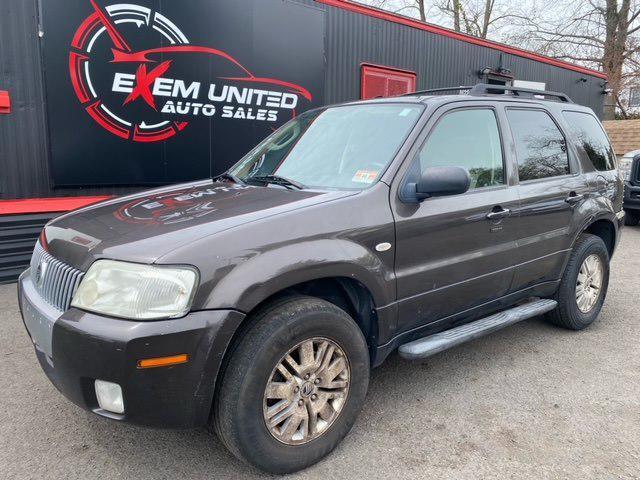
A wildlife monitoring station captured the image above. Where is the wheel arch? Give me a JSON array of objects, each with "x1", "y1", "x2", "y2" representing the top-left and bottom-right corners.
[
  {"x1": 199, "y1": 239, "x2": 393, "y2": 312},
  {"x1": 222, "y1": 276, "x2": 379, "y2": 366},
  {"x1": 581, "y1": 217, "x2": 617, "y2": 257},
  {"x1": 208, "y1": 277, "x2": 380, "y2": 425},
  {"x1": 554, "y1": 214, "x2": 617, "y2": 294}
]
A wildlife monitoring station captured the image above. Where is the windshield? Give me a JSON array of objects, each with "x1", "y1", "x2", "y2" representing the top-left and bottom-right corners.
[{"x1": 229, "y1": 103, "x2": 424, "y2": 190}]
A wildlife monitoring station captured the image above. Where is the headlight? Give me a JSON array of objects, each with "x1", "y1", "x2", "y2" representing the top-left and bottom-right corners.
[
  {"x1": 619, "y1": 157, "x2": 633, "y2": 181},
  {"x1": 71, "y1": 260, "x2": 198, "y2": 320}
]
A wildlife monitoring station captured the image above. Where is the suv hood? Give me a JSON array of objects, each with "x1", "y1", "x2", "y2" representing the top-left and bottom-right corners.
[{"x1": 44, "y1": 180, "x2": 353, "y2": 270}]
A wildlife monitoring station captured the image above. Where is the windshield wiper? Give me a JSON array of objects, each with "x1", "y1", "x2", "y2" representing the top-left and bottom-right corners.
[
  {"x1": 247, "y1": 175, "x2": 305, "y2": 190},
  {"x1": 214, "y1": 172, "x2": 244, "y2": 184}
]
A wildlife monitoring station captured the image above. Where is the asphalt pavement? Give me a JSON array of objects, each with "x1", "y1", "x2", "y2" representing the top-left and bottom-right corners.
[{"x1": 1, "y1": 228, "x2": 639, "y2": 479}]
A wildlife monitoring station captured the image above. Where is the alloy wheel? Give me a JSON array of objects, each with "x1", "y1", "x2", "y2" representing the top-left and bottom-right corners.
[
  {"x1": 575, "y1": 254, "x2": 603, "y2": 313},
  {"x1": 263, "y1": 337, "x2": 350, "y2": 445}
]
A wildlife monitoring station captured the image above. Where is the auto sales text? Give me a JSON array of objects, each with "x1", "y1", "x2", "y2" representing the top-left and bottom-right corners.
[{"x1": 112, "y1": 73, "x2": 300, "y2": 122}]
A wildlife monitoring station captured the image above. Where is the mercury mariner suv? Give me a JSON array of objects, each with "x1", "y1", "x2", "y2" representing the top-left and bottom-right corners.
[{"x1": 19, "y1": 85, "x2": 624, "y2": 474}]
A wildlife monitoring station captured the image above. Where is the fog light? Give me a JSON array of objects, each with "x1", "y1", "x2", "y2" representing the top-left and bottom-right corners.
[{"x1": 94, "y1": 380, "x2": 124, "y2": 414}]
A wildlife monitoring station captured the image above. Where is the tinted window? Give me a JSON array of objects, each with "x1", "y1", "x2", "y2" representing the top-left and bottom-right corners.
[
  {"x1": 562, "y1": 111, "x2": 616, "y2": 171},
  {"x1": 507, "y1": 109, "x2": 569, "y2": 181},
  {"x1": 418, "y1": 109, "x2": 504, "y2": 189}
]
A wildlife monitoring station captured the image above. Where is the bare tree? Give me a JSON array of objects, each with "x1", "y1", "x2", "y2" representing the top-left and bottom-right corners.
[
  {"x1": 366, "y1": 0, "x2": 429, "y2": 21},
  {"x1": 362, "y1": 0, "x2": 640, "y2": 118},
  {"x1": 366, "y1": 0, "x2": 513, "y2": 38},
  {"x1": 435, "y1": 0, "x2": 509, "y2": 38},
  {"x1": 506, "y1": 0, "x2": 640, "y2": 119}
]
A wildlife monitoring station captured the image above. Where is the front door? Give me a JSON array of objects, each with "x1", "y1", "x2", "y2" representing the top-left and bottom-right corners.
[{"x1": 391, "y1": 104, "x2": 519, "y2": 334}]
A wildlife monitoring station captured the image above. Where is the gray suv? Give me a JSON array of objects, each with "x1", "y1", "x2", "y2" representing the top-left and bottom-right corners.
[{"x1": 18, "y1": 84, "x2": 624, "y2": 474}]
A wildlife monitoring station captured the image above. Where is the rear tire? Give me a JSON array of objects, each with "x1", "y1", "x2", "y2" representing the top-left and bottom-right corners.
[
  {"x1": 213, "y1": 296, "x2": 369, "y2": 474},
  {"x1": 546, "y1": 234, "x2": 609, "y2": 330},
  {"x1": 624, "y1": 210, "x2": 640, "y2": 226}
]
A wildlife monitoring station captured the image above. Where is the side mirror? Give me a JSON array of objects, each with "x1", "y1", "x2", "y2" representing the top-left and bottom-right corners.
[{"x1": 402, "y1": 166, "x2": 471, "y2": 202}]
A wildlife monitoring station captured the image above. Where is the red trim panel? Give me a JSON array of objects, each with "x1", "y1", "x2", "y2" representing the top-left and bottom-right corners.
[
  {"x1": 0, "y1": 90, "x2": 10, "y2": 114},
  {"x1": 316, "y1": 0, "x2": 607, "y2": 80},
  {"x1": 0, "y1": 196, "x2": 112, "y2": 215}
]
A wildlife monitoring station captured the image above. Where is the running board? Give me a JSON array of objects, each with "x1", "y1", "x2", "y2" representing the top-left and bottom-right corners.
[{"x1": 398, "y1": 299, "x2": 558, "y2": 360}]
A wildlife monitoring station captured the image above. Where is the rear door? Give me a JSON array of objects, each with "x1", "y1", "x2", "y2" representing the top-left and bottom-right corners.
[
  {"x1": 391, "y1": 102, "x2": 520, "y2": 334},
  {"x1": 504, "y1": 106, "x2": 589, "y2": 291}
]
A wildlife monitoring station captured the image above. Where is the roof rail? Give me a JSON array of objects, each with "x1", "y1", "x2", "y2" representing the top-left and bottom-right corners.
[
  {"x1": 401, "y1": 84, "x2": 573, "y2": 103},
  {"x1": 401, "y1": 86, "x2": 473, "y2": 97},
  {"x1": 468, "y1": 83, "x2": 573, "y2": 103}
]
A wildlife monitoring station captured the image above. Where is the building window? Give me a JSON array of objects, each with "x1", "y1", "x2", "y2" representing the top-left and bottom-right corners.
[{"x1": 361, "y1": 64, "x2": 416, "y2": 99}]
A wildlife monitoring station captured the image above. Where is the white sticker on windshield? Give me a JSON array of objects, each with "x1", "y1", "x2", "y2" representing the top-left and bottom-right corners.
[
  {"x1": 352, "y1": 170, "x2": 379, "y2": 184},
  {"x1": 399, "y1": 108, "x2": 413, "y2": 117}
]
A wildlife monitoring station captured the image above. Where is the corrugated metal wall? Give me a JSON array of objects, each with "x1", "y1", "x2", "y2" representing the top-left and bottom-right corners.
[
  {"x1": 0, "y1": 213, "x2": 56, "y2": 284},
  {"x1": 0, "y1": 0, "x2": 608, "y2": 283},
  {"x1": 0, "y1": 0, "x2": 605, "y2": 202},
  {"x1": 0, "y1": 0, "x2": 50, "y2": 200},
  {"x1": 0, "y1": 0, "x2": 138, "y2": 201},
  {"x1": 319, "y1": 2, "x2": 604, "y2": 112}
]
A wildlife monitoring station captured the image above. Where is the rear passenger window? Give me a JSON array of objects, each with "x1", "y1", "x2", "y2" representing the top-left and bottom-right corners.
[
  {"x1": 507, "y1": 109, "x2": 569, "y2": 181},
  {"x1": 418, "y1": 109, "x2": 504, "y2": 189},
  {"x1": 562, "y1": 111, "x2": 616, "y2": 171}
]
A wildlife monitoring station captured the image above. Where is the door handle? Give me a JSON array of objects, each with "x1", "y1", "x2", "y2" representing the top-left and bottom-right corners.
[
  {"x1": 565, "y1": 193, "x2": 584, "y2": 205},
  {"x1": 486, "y1": 207, "x2": 511, "y2": 220}
]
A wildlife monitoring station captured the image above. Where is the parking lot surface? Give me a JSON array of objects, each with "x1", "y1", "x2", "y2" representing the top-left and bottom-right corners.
[{"x1": 1, "y1": 228, "x2": 639, "y2": 479}]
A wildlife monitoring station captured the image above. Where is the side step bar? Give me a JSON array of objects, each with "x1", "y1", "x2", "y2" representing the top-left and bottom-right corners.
[{"x1": 398, "y1": 298, "x2": 558, "y2": 360}]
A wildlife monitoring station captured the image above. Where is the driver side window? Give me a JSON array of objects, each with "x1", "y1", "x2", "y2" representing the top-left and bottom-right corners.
[{"x1": 417, "y1": 108, "x2": 505, "y2": 189}]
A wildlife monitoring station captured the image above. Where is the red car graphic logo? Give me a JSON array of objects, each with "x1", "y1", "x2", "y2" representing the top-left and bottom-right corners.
[{"x1": 69, "y1": 1, "x2": 312, "y2": 142}]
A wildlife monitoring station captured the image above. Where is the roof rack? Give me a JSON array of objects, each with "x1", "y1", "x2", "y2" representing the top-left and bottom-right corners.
[
  {"x1": 402, "y1": 83, "x2": 573, "y2": 103},
  {"x1": 468, "y1": 83, "x2": 573, "y2": 103}
]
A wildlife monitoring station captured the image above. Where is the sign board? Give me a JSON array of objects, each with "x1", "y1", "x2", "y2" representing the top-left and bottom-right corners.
[
  {"x1": 41, "y1": 0, "x2": 325, "y2": 186},
  {"x1": 512, "y1": 80, "x2": 547, "y2": 91}
]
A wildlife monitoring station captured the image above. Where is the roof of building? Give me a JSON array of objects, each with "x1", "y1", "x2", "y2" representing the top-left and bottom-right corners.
[{"x1": 603, "y1": 120, "x2": 640, "y2": 156}]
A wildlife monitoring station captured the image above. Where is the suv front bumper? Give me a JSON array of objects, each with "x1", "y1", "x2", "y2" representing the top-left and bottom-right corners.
[{"x1": 18, "y1": 268, "x2": 244, "y2": 428}]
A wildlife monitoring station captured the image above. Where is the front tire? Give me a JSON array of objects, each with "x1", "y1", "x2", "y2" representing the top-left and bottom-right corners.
[
  {"x1": 546, "y1": 234, "x2": 609, "y2": 330},
  {"x1": 213, "y1": 296, "x2": 369, "y2": 474}
]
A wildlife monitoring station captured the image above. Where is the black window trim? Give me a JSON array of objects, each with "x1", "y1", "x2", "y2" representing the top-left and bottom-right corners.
[
  {"x1": 505, "y1": 106, "x2": 575, "y2": 185},
  {"x1": 402, "y1": 105, "x2": 509, "y2": 197}
]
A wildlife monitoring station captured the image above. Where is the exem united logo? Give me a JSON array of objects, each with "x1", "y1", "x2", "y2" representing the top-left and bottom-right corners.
[{"x1": 69, "y1": 0, "x2": 313, "y2": 142}]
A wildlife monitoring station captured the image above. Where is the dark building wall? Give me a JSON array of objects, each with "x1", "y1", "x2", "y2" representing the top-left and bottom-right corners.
[
  {"x1": 318, "y1": 1, "x2": 604, "y2": 113},
  {"x1": 0, "y1": 212, "x2": 57, "y2": 284},
  {"x1": 0, "y1": 0, "x2": 137, "y2": 200},
  {"x1": 0, "y1": 0, "x2": 50, "y2": 199},
  {"x1": 1, "y1": 0, "x2": 606, "y2": 201}
]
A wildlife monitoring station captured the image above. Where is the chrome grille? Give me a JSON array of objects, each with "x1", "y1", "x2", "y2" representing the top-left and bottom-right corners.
[{"x1": 30, "y1": 242, "x2": 85, "y2": 312}]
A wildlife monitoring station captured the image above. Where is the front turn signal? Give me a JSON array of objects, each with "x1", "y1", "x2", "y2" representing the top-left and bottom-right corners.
[{"x1": 137, "y1": 354, "x2": 189, "y2": 369}]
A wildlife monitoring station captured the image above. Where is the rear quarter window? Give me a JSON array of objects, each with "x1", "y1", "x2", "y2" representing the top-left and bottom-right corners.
[{"x1": 562, "y1": 111, "x2": 616, "y2": 171}]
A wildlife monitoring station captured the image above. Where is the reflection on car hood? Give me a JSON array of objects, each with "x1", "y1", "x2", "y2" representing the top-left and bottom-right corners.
[{"x1": 44, "y1": 179, "x2": 353, "y2": 270}]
